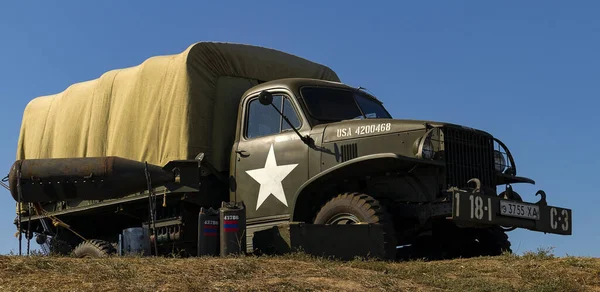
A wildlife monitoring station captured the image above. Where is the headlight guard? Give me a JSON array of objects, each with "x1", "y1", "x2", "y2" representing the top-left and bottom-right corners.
[
  {"x1": 493, "y1": 138, "x2": 516, "y2": 175},
  {"x1": 414, "y1": 127, "x2": 443, "y2": 160}
]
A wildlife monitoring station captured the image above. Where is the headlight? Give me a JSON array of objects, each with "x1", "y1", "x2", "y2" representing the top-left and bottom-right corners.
[
  {"x1": 413, "y1": 128, "x2": 440, "y2": 160},
  {"x1": 421, "y1": 138, "x2": 434, "y2": 159},
  {"x1": 494, "y1": 150, "x2": 507, "y2": 172}
]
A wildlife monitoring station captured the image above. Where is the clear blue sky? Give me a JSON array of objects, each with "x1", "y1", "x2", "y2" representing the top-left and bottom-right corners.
[{"x1": 0, "y1": 1, "x2": 598, "y2": 256}]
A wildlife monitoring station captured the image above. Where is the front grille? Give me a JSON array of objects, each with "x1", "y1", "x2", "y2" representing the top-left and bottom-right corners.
[{"x1": 444, "y1": 127, "x2": 496, "y2": 188}]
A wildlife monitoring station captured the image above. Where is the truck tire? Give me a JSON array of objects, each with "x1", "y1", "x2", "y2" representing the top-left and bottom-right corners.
[
  {"x1": 71, "y1": 239, "x2": 116, "y2": 258},
  {"x1": 313, "y1": 192, "x2": 397, "y2": 260}
]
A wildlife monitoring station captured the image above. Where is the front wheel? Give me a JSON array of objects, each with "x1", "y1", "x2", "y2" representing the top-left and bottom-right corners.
[{"x1": 313, "y1": 192, "x2": 397, "y2": 260}]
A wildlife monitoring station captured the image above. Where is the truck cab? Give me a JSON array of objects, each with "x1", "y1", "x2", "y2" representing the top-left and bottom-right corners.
[{"x1": 230, "y1": 78, "x2": 572, "y2": 259}]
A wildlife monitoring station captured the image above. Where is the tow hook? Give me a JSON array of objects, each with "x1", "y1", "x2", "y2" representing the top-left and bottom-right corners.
[
  {"x1": 535, "y1": 190, "x2": 548, "y2": 206},
  {"x1": 467, "y1": 178, "x2": 481, "y2": 192}
]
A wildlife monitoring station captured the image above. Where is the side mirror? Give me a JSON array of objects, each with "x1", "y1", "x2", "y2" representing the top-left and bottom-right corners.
[{"x1": 258, "y1": 91, "x2": 273, "y2": 106}]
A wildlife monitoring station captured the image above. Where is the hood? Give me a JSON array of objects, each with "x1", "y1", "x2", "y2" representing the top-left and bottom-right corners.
[{"x1": 318, "y1": 118, "x2": 491, "y2": 143}]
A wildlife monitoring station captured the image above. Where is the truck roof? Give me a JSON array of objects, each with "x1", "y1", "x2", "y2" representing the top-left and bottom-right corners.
[
  {"x1": 16, "y1": 42, "x2": 340, "y2": 172},
  {"x1": 243, "y1": 78, "x2": 384, "y2": 103}
]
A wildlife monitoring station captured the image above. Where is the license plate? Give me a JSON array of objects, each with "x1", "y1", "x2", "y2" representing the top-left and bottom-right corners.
[{"x1": 500, "y1": 200, "x2": 539, "y2": 220}]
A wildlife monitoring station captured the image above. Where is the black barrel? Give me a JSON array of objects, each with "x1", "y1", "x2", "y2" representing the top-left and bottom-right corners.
[
  {"x1": 219, "y1": 201, "x2": 246, "y2": 256},
  {"x1": 8, "y1": 157, "x2": 174, "y2": 202},
  {"x1": 197, "y1": 207, "x2": 220, "y2": 256}
]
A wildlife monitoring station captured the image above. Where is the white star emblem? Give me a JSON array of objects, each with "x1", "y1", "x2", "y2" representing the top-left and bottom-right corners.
[{"x1": 246, "y1": 144, "x2": 298, "y2": 210}]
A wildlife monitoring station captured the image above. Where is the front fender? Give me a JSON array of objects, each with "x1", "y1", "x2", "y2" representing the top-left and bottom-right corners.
[{"x1": 291, "y1": 153, "x2": 444, "y2": 220}]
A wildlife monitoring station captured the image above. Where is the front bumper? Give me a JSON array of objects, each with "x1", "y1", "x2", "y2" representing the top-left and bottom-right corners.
[{"x1": 450, "y1": 188, "x2": 572, "y2": 235}]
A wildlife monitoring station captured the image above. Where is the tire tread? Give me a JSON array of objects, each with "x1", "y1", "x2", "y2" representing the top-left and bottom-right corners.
[
  {"x1": 314, "y1": 192, "x2": 397, "y2": 260},
  {"x1": 72, "y1": 239, "x2": 116, "y2": 258}
]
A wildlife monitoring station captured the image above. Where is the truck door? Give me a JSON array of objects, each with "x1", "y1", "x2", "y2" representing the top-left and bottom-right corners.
[{"x1": 233, "y1": 92, "x2": 309, "y2": 221}]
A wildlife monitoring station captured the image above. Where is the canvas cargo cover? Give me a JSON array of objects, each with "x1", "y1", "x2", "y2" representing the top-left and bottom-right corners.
[{"x1": 17, "y1": 42, "x2": 340, "y2": 172}]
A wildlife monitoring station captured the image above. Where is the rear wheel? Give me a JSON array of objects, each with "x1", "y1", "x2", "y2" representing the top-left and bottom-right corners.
[
  {"x1": 72, "y1": 239, "x2": 116, "y2": 258},
  {"x1": 314, "y1": 192, "x2": 397, "y2": 260}
]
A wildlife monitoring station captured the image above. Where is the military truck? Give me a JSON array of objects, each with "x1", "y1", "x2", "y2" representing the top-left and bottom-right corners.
[{"x1": 6, "y1": 42, "x2": 572, "y2": 259}]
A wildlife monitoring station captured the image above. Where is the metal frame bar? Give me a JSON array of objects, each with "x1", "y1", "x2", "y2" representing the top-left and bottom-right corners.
[{"x1": 16, "y1": 169, "x2": 22, "y2": 256}]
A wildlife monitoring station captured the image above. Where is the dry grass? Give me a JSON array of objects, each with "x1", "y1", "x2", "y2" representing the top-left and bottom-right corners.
[{"x1": 0, "y1": 252, "x2": 598, "y2": 291}]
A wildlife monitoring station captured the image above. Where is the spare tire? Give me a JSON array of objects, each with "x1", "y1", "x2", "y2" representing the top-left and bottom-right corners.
[
  {"x1": 72, "y1": 239, "x2": 116, "y2": 258},
  {"x1": 314, "y1": 192, "x2": 397, "y2": 260}
]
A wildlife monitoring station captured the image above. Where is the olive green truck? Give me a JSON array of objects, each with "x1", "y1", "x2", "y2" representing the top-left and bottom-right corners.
[{"x1": 5, "y1": 42, "x2": 572, "y2": 259}]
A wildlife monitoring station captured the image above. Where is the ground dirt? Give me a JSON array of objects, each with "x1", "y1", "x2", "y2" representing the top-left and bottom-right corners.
[{"x1": 0, "y1": 252, "x2": 598, "y2": 291}]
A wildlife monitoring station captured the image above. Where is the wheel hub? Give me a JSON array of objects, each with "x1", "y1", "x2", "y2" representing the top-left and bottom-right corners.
[{"x1": 325, "y1": 213, "x2": 361, "y2": 225}]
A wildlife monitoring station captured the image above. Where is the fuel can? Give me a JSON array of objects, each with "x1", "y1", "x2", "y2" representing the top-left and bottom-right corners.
[
  {"x1": 219, "y1": 201, "x2": 246, "y2": 256},
  {"x1": 197, "y1": 207, "x2": 220, "y2": 256}
]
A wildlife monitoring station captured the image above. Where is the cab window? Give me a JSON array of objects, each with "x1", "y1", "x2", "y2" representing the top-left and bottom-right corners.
[{"x1": 246, "y1": 95, "x2": 301, "y2": 139}]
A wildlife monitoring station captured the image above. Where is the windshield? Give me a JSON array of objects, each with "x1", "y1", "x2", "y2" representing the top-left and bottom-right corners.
[{"x1": 300, "y1": 87, "x2": 392, "y2": 122}]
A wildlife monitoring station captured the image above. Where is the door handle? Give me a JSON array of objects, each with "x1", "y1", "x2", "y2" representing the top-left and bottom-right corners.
[{"x1": 235, "y1": 150, "x2": 250, "y2": 158}]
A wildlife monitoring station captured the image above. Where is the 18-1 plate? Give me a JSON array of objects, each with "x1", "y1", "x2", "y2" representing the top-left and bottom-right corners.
[{"x1": 500, "y1": 200, "x2": 540, "y2": 220}]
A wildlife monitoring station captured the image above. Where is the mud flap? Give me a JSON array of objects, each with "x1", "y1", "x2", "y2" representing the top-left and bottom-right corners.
[{"x1": 252, "y1": 222, "x2": 385, "y2": 260}]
